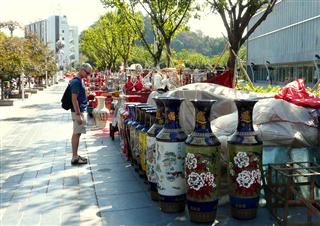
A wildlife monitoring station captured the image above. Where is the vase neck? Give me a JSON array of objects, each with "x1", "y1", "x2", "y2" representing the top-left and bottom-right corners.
[
  {"x1": 164, "y1": 103, "x2": 182, "y2": 129},
  {"x1": 194, "y1": 106, "x2": 212, "y2": 133},
  {"x1": 235, "y1": 100, "x2": 257, "y2": 132},
  {"x1": 97, "y1": 97, "x2": 105, "y2": 108},
  {"x1": 128, "y1": 105, "x2": 135, "y2": 120}
]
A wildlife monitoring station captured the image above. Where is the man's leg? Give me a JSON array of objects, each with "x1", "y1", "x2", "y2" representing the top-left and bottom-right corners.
[{"x1": 71, "y1": 133, "x2": 81, "y2": 159}]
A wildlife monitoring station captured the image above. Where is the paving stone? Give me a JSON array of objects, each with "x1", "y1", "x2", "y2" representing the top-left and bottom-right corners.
[
  {"x1": 61, "y1": 212, "x2": 80, "y2": 226},
  {"x1": 95, "y1": 181, "x2": 145, "y2": 197},
  {"x1": 100, "y1": 206, "x2": 165, "y2": 225},
  {"x1": 98, "y1": 192, "x2": 153, "y2": 212}
]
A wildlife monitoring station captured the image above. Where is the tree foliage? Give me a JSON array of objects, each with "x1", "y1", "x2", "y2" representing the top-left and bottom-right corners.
[
  {"x1": 80, "y1": 10, "x2": 141, "y2": 70},
  {"x1": 172, "y1": 31, "x2": 225, "y2": 57},
  {"x1": 101, "y1": 1, "x2": 166, "y2": 68},
  {"x1": 101, "y1": 0, "x2": 195, "y2": 67}
]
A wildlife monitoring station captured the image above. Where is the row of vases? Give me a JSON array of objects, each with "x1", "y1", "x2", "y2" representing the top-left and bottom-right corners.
[{"x1": 123, "y1": 97, "x2": 262, "y2": 223}]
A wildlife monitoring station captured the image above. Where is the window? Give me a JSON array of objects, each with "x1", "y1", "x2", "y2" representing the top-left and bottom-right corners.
[{"x1": 62, "y1": 30, "x2": 64, "y2": 33}]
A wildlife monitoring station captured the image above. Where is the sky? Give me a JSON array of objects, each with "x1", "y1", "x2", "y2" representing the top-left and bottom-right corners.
[{"x1": 0, "y1": 0, "x2": 226, "y2": 38}]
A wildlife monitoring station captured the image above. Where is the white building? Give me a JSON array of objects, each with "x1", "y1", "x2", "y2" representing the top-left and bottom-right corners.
[
  {"x1": 25, "y1": 15, "x2": 80, "y2": 70},
  {"x1": 247, "y1": 0, "x2": 320, "y2": 84}
]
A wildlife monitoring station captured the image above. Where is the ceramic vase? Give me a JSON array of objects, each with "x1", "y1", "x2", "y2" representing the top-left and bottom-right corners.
[
  {"x1": 140, "y1": 109, "x2": 156, "y2": 179},
  {"x1": 227, "y1": 99, "x2": 262, "y2": 220},
  {"x1": 124, "y1": 75, "x2": 134, "y2": 94},
  {"x1": 129, "y1": 103, "x2": 145, "y2": 166},
  {"x1": 146, "y1": 97, "x2": 166, "y2": 201},
  {"x1": 125, "y1": 103, "x2": 139, "y2": 162},
  {"x1": 156, "y1": 97, "x2": 187, "y2": 213},
  {"x1": 185, "y1": 100, "x2": 221, "y2": 223},
  {"x1": 138, "y1": 106, "x2": 156, "y2": 177},
  {"x1": 134, "y1": 104, "x2": 150, "y2": 172},
  {"x1": 93, "y1": 96, "x2": 109, "y2": 129}
]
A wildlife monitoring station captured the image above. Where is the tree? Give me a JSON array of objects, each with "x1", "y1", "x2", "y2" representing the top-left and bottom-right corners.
[
  {"x1": 80, "y1": 11, "x2": 141, "y2": 70},
  {"x1": 0, "y1": 35, "x2": 27, "y2": 99},
  {"x1": 137, "y1": 0, "x2": 195, "y2": 67},
  {"x1": 207, "y1": 0, "x2": 277, "y2": 84},
  {"x1": 0, "y1": 21, "x2": 23, "y2": 37},
  {"x1": 115, "y1": 10, "x2": 141, "y2": 68},
  {"x1": 101, "y1": 1, "x2": 166, "y2": 68}
]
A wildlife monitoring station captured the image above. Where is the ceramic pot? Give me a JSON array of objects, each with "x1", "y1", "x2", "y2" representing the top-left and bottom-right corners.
[
  {"x1": 156, "y1": 97, "x2": 187, "y2": 213},
  {"x1": 124, "y1": 103, "x2": 140, "y2": 162},
  {"x1": 185, "y1": 99, "x2": 221, "y2": 223},
  {"x1": 138, "y1": 106, "x2": 156, "y2": 177},
  {"x1": 227, "y1": 99, "x2": 262, "y2": 220},
  {"x1": 133, "y1": 104, "x2": 150, "y2": 171},
  {"x1": 146, "y1": 97, "x2": 166, "y2": 201},
  {"x1": 93, "y1": 96, "x2": 109, "y2": 129}
]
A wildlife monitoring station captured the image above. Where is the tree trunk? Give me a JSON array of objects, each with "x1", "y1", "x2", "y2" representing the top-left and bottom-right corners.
[
  {"x1": 123, "y1": 58, "x2": 128, "y2": 70},
  {"x1": 165, "y1": 39, "x2": 172, "y2": 68},
  {"x1": 227, "y1": 45, "x2": 240, "y2": 88}
]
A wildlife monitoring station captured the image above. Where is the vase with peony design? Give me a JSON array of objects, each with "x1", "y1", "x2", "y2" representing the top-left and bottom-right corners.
[
  {"x1": 227, "y1": 99, "x2": 262, "y2": 220},
  {"x1": 93, "y1": 96, "x2": 109, "y2": 129},
  {"x1": 155, "y1": 98, "x2": 187, "y2": 213},
  {"x1": 146, "y1": 97, "x2": 167, "y2": 201},
  {"x1": 185, "y1": 99, "x2": 221, "y2": 223}
]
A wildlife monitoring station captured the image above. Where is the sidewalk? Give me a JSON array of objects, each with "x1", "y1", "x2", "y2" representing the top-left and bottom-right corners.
[{"x1": 0, "y1": 82, "x2": 278, "y2": 226}]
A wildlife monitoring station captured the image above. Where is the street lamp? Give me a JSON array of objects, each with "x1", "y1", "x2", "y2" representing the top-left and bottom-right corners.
[
  {"x1": 265, "y1": 60, "x2": 273, "y2": 85},
  {"x1": 249, "y1": 62, "x2": 255, "y2": 83}
]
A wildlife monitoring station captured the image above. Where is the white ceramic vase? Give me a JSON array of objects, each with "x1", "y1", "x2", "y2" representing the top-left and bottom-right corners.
[{"x1": 93, "y1": 96, "x2": 109, "y2": 129}]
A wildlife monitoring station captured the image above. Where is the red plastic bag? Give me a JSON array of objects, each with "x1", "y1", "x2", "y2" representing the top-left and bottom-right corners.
[{"x1": 274, "y1": 79, "x2": 320, "y2": 108}]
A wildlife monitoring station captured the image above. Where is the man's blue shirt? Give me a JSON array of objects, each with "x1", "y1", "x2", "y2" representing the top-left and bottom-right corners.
[{"x1": 70, "y1": 77, "x2": 87, "y2": 112}]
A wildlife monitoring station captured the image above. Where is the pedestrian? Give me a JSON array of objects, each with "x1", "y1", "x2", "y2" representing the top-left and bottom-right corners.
[{"x1": 70, "y1": 63, "x2": 93, "y2": 165}]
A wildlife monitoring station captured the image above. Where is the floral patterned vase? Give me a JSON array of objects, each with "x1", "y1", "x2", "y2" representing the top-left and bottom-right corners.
[
  {"x1": 227, "y1": 99, "x2": 262, "y2": 220},
  {"x1": 146, "y1": 97, "x2": 167, "y2": 201},
  {"x1": 156, "y1": 98, "x2": 187, "y2": 213},
  {"x1": 129, "y1": 103, "x2": 147, "y2": 167},
  {"x1": 93, "y1": 96, "x2": 109, "y2": 129},
  {"x1": 123, "y1": 103, "x2": 139, "y2": 161},
  {"x1": 139, "y1": 107, "x2": 156, "y2": 178},
  {"x1": 135, "y1": 105, "x2": 152, "y2": 174},
  {"x1": 185, "y1": 99, "x2": 221, "y2": 223}
]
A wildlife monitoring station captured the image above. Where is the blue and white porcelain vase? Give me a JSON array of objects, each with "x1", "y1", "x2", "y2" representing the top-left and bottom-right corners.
[
  {"x1": 227, "y1": 99, "x2": 262, "y2": 220},
  {"x1": 185, "y1": 99, "x2": 221, "y2": 223},
  {"x1": 155, "y1": 97, "x2": 187, "y2": 213},
  {"x1": 146, "y1": 97, "x2": 167, "y2": 201}
]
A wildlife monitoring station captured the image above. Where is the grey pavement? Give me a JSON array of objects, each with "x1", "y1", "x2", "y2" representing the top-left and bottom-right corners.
[{"x1": 0, "y1": 82, "x2": 279, "y2": 226}]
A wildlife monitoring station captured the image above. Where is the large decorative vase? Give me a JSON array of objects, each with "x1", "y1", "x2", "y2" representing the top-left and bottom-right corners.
[
  {"x1": 124, "y1": 75, "x2": 134, "y2": 94},
  {"x1": 93, "y1": 96, "x2": 109, "y2": 129},
  {"x1": 139, "y1": 107, "x2": 156, "y2": 177},
  {"x1": 227, "y1": 99, "x2": 262, "y2": 220},
  {"x1": 134, "y1": 104, "x2": 151, "y2": 172},
  {"x1": 129, "y1": 103, "x2": 146, "y2": 166},
  {"x1": 125, "y1": 103, "x2": 139, "y2": 162},
  {"x1": 122, "y1": 103, "x2": 136, "y2": 158},
  {"x1": 140, "y1": 109, "x2": 156, "y2": 179},
  {"x1": 146, "y1": 97, "x2": 166, "y2": 201},
  {"x1": 155, "y1": 98, "x2": 187, "y2": 213},
  {"x1": 185, "y1": 100, "x2": 221, "y2": 223}
]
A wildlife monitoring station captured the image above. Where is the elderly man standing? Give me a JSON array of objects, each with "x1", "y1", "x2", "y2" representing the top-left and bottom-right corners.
[{"x1": 70, "y1": 63, "x2": 93, "y2": 165}]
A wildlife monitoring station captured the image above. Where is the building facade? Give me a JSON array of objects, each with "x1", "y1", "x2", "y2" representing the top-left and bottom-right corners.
[
  {"x1": 247, "y1": 0, "x2": 320, "y2": 84},
  {"x1": 25, "y1": 15, "x2": 80, "y2": 70}
]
